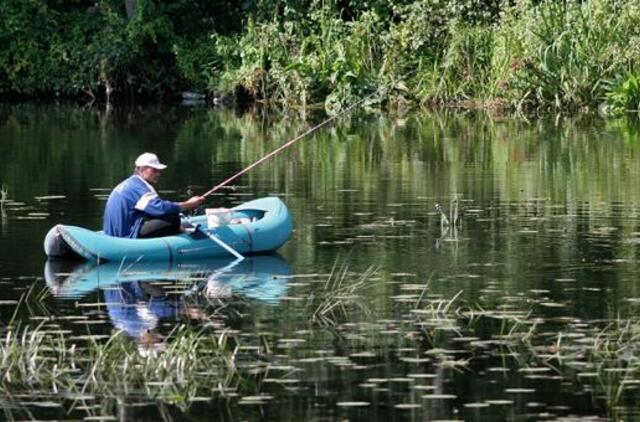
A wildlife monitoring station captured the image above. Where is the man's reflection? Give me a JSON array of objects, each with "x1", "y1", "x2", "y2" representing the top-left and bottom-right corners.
[{"x1": 46, "y1": 255, "x2": 292, "y2": 355}]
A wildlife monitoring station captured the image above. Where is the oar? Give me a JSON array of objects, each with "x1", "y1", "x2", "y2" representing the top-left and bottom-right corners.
[
  {"x1": 184, "y1": 256, "x2": 244, "y2": 297},
  {"x1": 206, "y1": 231, "x2": 244, "y2": 260},
  {"x1": 181, "y1": 214, "x2": 244, "y2": 261}
]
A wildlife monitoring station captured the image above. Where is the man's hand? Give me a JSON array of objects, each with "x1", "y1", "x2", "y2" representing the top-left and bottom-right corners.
[{"x1": 180, "y1": 196, "x2": 205, "y2": 211}]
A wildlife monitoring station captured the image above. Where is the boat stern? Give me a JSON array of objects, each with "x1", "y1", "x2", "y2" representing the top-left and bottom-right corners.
[
  {"x1": 44, "y1": 224, "x2": 97, "y2": 261},
  {"x1": 44, "y1": 225, "x2": 75, "y2": 258}
]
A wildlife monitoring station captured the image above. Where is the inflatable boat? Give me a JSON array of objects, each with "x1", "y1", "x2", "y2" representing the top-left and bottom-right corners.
[{"x1": 44, "y1": 197, "x2": 292, "y2": 262}]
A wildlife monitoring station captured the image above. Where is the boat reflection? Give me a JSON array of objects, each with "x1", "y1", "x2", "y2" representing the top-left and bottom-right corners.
[
  {"x1": 45, "y1": 255, "x2": 291, "y2": 301},
  {"x1": 44, "y1": 255, "x2": 292, "y2": 344}
]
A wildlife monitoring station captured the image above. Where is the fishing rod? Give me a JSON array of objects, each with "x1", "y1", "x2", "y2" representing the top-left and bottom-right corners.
[
  {"x1": 201, "y1": 83, "x2": 394, "y2": 198},
  {"x1": 193, "y1": 79, "x2": 402, "y2": 259}
]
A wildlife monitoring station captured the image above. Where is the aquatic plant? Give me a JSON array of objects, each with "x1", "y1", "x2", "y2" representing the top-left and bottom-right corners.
[
  {"x1": 435, "y1": 195, "x2": 462, "y2": 228},
  {"x1": 0, "y1": 323, "x2": 238, "y2": 405},
  {"x1": 307, "y1": 262, "x2": 375, "y2": 326},
  {"x1": 0, "y1": 184, "x2": 7, "y2": 225},
  {"x1": 574, "y1": 319, "x2": 640, "y2": 405}
]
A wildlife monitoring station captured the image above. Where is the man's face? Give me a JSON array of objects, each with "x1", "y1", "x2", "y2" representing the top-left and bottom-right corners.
[{"x1": 140, "y1": 166, "x2": 162, "y2": 184}]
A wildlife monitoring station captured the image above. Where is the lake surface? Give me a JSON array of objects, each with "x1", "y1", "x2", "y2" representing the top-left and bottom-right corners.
[{"x1": 1, "y1": 104, "x2": 639, "y2": 420}]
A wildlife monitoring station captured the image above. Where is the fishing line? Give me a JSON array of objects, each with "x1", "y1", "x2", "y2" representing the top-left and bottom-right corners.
[{"x1": 201, "y1": 78, "x2": 405, "y2": 198}]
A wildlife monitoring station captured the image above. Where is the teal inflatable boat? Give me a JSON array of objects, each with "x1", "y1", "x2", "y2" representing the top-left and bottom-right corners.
[{"x1": 44, "y1": 197, "x2": 292, "y2": 262}]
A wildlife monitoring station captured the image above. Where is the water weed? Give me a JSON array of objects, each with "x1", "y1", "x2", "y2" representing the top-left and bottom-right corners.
[
  {"x1": 0, "y1": 323, "x2": 237, "y2": 404},
  {"x1": 308, "y1": 261, "x2": 375, "y2": 326}
]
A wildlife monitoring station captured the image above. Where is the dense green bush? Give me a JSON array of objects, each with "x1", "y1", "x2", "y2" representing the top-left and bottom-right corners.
[
  {"x1": 210, "y1": 7, "x2": 386, "y2": 110},
  {"x1": 493, "y1": 0, "x2": 640, "y2": 111},
  {"x1": 0, "y1": 0, "x2": 247, "y2": 100},
  {"x1": 2, "y1": 0, "x2": 640, "y2": 112},
  {"x1": 210, "y1": 0, "x2": 640, "y2": 112},
  {"x1": 605, "y1": 74, "x2": 640, "y2": 115}
]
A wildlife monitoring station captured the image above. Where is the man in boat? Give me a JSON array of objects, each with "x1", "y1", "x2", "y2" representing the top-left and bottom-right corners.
[{"x1": 103, "y1": 152, "x2": 204, "y2": 238}]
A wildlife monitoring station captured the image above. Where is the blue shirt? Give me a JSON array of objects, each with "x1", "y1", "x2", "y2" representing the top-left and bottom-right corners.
[
  {"x1": 103, "y1": 175, "x2": 181, "y2": 238},
  {"x1": 104, "y1": 282, "x2": 179, "y2": 338}
]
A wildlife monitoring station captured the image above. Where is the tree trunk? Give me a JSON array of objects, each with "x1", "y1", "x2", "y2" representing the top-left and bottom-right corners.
[
  {"x1": 105, "y1": 77, "x2": 113, "y2": 105},
  {"x1": 124, "y1": 0, "x2": 136, "y2": 19}
]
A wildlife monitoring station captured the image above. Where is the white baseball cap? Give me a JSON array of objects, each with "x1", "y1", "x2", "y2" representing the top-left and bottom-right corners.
[{"x1": 134, "y1": 152, "x2": 167, "y2": 170}]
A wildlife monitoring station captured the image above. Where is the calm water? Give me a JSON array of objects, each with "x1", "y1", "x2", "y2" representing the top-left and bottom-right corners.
[{"x1": 1, "y1": 104, "x2": 640, "y2": 420}]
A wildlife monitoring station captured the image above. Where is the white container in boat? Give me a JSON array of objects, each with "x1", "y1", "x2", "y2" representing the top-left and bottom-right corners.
[{"x1": 205, "y1": 208, "x2": 232, "y2": 228}]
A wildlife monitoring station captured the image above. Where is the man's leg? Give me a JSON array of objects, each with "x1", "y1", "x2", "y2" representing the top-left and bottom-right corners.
[{"x1": 139, "y1": 214, "x2": 181, "y2": 238}]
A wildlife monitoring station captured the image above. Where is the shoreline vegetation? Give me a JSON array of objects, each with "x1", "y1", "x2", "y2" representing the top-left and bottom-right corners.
[{"x1": 1, "y1": 0, "x2": 640, "y2": 115}]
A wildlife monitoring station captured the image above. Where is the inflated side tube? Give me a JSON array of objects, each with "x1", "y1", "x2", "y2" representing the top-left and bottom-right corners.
[{"x1": 44, "y1": 225, "x2": 76, "y2": 258}]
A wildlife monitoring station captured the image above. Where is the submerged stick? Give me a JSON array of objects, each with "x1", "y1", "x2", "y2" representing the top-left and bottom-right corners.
[
  {"x1": 0, "y1": 186, "x2": 6, "y2": 226},
  {"x1": 0, "y1": 185, "x2": 7, "y2": 207},
  {"x1": 435, "y1": 203, "x2": 450, "y2": 226},
  {"x1": 435, "y1": 194, "x2": 463, "y2": 228}
]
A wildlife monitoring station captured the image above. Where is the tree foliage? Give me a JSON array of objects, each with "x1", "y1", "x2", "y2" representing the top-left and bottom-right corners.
[
  {"x1": 0, "y1": 0, "x2": 247, "y2": 100},
  {"x1": 2, "y1": 0, "x2": 640, "y2": 112}
]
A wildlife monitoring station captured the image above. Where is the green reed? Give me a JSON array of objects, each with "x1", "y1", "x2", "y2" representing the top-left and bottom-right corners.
[
  {"x1": 495, "y1": 0, "x2": 640, "y2": 111},
  {"x1": 0, "y1": 323, "x2": 238, "y2": 405},
  {"x1": 308, "y1": 262, "x2": 375, "y2": 326}
]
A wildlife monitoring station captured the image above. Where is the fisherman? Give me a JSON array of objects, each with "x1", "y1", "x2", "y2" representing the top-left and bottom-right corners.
[{"x1": 103, "y1": 152, "x2": 204, "y2": 238}]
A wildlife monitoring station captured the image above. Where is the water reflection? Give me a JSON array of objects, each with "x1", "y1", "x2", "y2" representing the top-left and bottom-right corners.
[
  {"x1": 4, "y1": 105, "x2": 640, "y2": 419},
  {"x1": 44, "y1": 255, "x2": 291, "y2": 344},
  {"x1": 46, "y1": 255, "x2": 290, "y2": 299}
]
